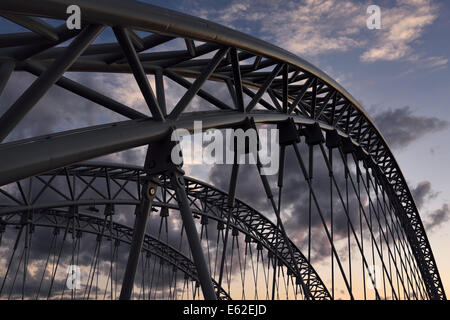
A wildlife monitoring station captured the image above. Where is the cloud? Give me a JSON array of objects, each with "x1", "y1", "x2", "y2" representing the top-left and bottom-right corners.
[
  {"x1": 371, "y1": 106, "x2": 448, "y2": 149},
  {"x1": 194, "y1": 0, "x2": 366, "y2": 57},
  {"x1": 193, "y1": 0, "x2": 447, "y2": 67},
  {"x1": 421, "y1": 56, "x2": 448, "y2": 71},
  {"x1": 190, "y1": 0, "x2": 444, "y2": 68},
  {"x1": 410, "y1": 181, "x2": 438, "y2": 209},
  {"x1": 425, "y1": 203, "x2": 450, "y2": 231},
  {"x1": 397, "y1": 55, "x2": 448, "y2": 77},
  {"x1": 408, "y1": 180, "x2": 449, "y2": 233},
  {"x1": 361, "y1": 0, "x2": 438, "y2": 62}
]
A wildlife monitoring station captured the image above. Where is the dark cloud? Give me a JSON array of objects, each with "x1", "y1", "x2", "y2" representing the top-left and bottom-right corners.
[
  {"x1": 410, "y1": 181, "x2": 438, "y2": 209},
  {"x1": 407, "y1": 181, "x2": 448, "y2": 231},
  {"x1": 371, "y1": 106, "x2": 448, "y2": 149},
  {"x1": 425, "y1": 204, "x2": 450, "y2": 231}
]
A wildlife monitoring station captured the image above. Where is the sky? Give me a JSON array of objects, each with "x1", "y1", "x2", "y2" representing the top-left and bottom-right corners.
[{"x1": 0, "y1": 0, "x2": 449, "y2": 299}]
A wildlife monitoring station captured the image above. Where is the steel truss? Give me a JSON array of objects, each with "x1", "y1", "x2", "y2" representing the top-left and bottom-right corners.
[
  {"x1": 0, "y1": 207, "x2": 231, "y2": 300},
  {"x1": 0, "y1": 163, "x2": 329, "y2": 300},
  {"x1": 0, "y1": 0, "x2": 445, "y2": 300}
]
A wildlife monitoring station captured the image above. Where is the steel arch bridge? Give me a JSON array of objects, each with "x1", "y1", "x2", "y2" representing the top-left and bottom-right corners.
[{"x1": 0, "y1": 0, "x2": 445, "y2": 300}]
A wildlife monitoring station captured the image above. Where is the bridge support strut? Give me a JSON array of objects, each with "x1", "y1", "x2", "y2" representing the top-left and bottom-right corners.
[
  {"x1": 120, "y1": 134, "x2": 217, "y2": 300},
  {"x1": 119, "y1": 178, "x2": 158, "y2": 300}
]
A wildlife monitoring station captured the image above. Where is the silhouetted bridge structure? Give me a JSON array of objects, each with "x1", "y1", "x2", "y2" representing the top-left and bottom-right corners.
[{"x1": 0, "y1": 0, "x2": 445, "y2": 300}]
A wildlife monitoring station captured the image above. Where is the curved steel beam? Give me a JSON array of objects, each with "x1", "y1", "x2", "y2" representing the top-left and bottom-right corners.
[
  {"x1": 1, "y1": 208, "x2": 231, "y2": 300},
  {"x1": 0, "y1": 162, "x2": 331, "y2": 299}
]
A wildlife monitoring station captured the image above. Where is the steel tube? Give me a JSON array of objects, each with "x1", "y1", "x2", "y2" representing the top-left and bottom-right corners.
[
  {"x1": 0, "y1": 24, "x2": 104, "y2": 142},
  {"x1": 0, "y1": 111, "x2": 319, "y2": 187},
  {"x1": 24, "y1": 61, "x2": 147, "y2": 120},
  {"x1": 0, "y1": 13, "x2": 59, "y2": 41},
  {"x1": 119, "y1": 179, "x2": 157, "y2": 300},
  {"x1": 170, "y1": 171, "x2": 217, "y2": 300},
  {"x1": 0, "y1": 59, "x2": 15, "y2": 95},
  {"x1": 113, "y1": 27, "x2": 164, "y2": 121}
]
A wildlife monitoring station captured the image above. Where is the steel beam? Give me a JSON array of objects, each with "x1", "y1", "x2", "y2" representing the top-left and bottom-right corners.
[
  {"x1": 113, "y1": 27, "x2": 164, "y2": 121},
  {"x1": 163, "y1": 69, "x2": 232, "y2": 111},
  {"x1": 0, "y1": 161, "x2": 331, "y2": 299},
  {"x1": 4, "y1": 24, "x2": 82, "y2": 62},
  {"x1": 169, "y1": 47, "x2": 229, "y2": 120},
  {"x1": 246, "y1": 63, "x2": 283, "y2": 112},
  {"x1": 119, "y1": 178, "x2": 158, "y2": 300},
  {"x1": 0, "y1": 32, "x2": 50, "y2": 48},
  {"x1": 0, "y1": 111, "x2": 318, "y2": 187},
  {"x1": 170, "y1": 171, "x2": 217, "y2": 300},
  {"x1": 24, "y1": 61, "x2": 147, "y2": 120},
  {"x1": 230, "y1": 48, "x2": 244, "y2": 112},
  {"x1": 3, "y1": 208, "x2": 232, "y2": 299},
  {"x1": 0, "y1": 0, "x2": 391, "y2": 130},
  {"x1": 154, "y1": 68, "x2": 166, "y2": 116},
  {"x1": 217, "y1": 160, "x2": 239, "y2": 295},
  {"x1": 0, "y1": 13, "x2": 59, "y2": 41},
  {"x1": 0, "y1": 59, "x2": 15, "y2": 95},
  {"x1": 0, "y1": 24, "x2": 104, "y2": 142}
]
